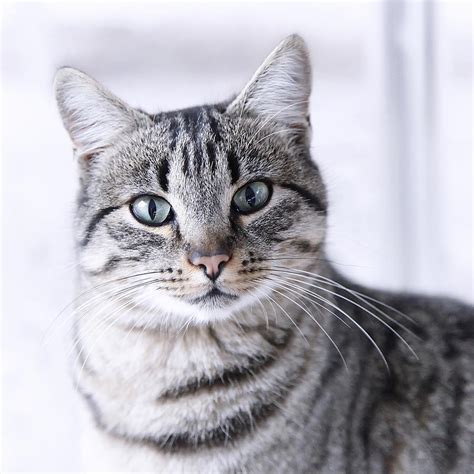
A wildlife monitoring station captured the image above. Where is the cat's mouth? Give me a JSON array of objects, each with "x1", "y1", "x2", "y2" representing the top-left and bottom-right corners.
[{"x1": 187, "y1": 287, "x2": 239, "y2": 306}]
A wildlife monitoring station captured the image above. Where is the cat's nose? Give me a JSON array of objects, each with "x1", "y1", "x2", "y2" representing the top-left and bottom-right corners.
[{"x1": 188, "y1": 251, "x2": 231, "y2": 281}]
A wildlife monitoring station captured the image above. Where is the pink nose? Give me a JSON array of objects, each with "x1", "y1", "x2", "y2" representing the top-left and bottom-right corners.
[{"x1": 189, "y1": 252, "x2": 231, "y2": 280}]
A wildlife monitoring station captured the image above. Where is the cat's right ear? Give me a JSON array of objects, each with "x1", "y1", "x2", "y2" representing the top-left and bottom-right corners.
[
  {"x1": 226, "y1": 35, "x2": 312, "y2": 139},
  {"x1": 54, "y1": 67, "x2": 146, "y2": 160}
]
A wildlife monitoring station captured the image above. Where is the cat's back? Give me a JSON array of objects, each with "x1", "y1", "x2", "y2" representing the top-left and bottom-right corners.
[
  {"x1": 352, "y1": 286, "x2": 474, "y2": 473},
  {"x1": 385, "y1": 289, "x2": 474, "y2": 362}
]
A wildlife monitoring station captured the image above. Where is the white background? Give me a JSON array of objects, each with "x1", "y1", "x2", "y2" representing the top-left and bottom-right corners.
[{"x1": 2, "y1": 2, "x2": 472, "y2": 471}]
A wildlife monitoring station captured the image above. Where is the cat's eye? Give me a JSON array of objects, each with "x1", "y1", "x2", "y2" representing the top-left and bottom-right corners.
[
  {"x1": 232, "y1": 181, "x2": 271, "y2": 214},
  {"x1": 130, "y1": 195, "x2": 172, "y2": 226}
]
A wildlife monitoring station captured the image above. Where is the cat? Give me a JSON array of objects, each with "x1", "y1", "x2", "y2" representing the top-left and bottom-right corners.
[{"x1": 54, "y1": 35, "x2": 473, "y2": 473}]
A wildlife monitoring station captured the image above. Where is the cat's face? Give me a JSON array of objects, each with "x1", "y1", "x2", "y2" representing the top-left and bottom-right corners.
[{"x1": 56, "y1": 35, "x2": 327, "y2": 327}]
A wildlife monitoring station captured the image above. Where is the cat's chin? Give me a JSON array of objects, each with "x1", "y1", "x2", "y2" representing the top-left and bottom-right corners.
[{"x1": 132, "y1": 283, "x2": 273, "y2": 327}]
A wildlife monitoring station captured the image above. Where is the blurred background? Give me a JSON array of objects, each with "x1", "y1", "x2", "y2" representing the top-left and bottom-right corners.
[{"x1": 1, "y1": 1, "x2": 472, "y2": 471}]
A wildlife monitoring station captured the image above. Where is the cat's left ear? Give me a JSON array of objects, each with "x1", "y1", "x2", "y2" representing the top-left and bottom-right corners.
[
  {"x1": 54, "y1": 67, "x2": 148, "y2": 160},
  {"x1": 227, "y1": 34, "x2": 312, "y2": 141}
]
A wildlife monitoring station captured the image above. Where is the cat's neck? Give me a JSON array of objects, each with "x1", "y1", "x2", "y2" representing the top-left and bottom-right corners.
[
  {"x1": 73, "y1": 292, "x2": 315, "y2": 390},
  {"x1": 72, "y1": 266, "x2": 357, "y2": 471},
  {"x1": 72, "y1": 260, "x2": 342, "y2": 383}
]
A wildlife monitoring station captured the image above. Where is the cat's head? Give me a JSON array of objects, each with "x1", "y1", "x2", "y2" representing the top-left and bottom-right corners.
[{"x1": 55, "y1": 34, "x2": 328, "y2": 327}]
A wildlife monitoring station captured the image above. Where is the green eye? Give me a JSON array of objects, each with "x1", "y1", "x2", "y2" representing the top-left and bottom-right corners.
[
  {"x1": 232, "y1": 181, "x2": 271, "y2": 214},
  {"x1": 130, "y1": 195, "x2": 172, "y2": 226}
]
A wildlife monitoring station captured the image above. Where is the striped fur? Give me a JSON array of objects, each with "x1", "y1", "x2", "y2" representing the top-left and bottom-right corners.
[{"x1": 55, "y1": 35, "x2": 474, "y2": 472}]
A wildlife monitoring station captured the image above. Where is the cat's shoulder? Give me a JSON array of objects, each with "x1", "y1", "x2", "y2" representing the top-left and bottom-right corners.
[
  {"x1": 386, "y1": 291, "x2": 473, "y2": 337},
  {"x1": 375, "y1": 289, "x2": 474, "y2": 365},
  {"x1": 339, "y1": 272, "x2": 474, "y2": 356}
]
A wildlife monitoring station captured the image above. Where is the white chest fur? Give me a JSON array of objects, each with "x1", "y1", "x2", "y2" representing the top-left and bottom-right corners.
[{"x1": 72, "y1": 300, "x2": 319, "y2": 473}]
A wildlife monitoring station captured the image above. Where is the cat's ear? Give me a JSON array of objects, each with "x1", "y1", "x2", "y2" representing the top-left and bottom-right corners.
[
  {"x1": 227, "y1": 34, "x2": 311, "y2": 135},
  {"x1": 54, "y1": 67, "x2": 147, "y2": 160}
]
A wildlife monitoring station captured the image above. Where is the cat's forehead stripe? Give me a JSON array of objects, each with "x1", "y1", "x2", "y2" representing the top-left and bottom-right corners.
[
  {"x1": 208, "y1": 113, "x2": 222, "y2": 142},
  {"x1": 162, "y1": 106, "x2": 235, "y2": 182},
  {"x1": 168, "y1": 117, "x2": 179, "y2": 151},
  {"x1": 158, "y1": 156, "x2": 170, "y2": 192},
  {"x1": 182, "y1": 144, "x2": 190, "y2": 176},
  {"x1": 226, "y1": 149, "x2": 240, "y2": 185},
  {"x1": 206, "y1": 141, "x2": 217, "y2": 173}
]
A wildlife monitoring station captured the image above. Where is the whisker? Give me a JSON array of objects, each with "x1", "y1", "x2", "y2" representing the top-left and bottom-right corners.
[
  {"x1": 60, "y1": 276, "x2": 168, "y2": 348},
  {"x1": 272, "y1": 265, "x2": 418, "y2": 327},
  {"x1": 69, "y1": 284, "x2": 148, "y2": 364},
  {"x1": 272, "y1": 266, "x2": 419, "y2": 333},
  {"x1": 261, "y1": 274, "x2": 390, "y2": 371},
  {"x1": 266, "y1": 275, "x2": 351, "y2": 329},
  {"x1": 73, "y1": 285, "x2": 157, "y2": 384},
  {"x1": 266, "y1": 284, "x2": 348, "y2": 371},
  {"x1": 250, "y1": 283, "x2": 309, "y2": 345},
  {"x1": 349, "y1": 289, "x2": 418, "y2": 326},
  {"x1": 42, "y1": 270, "x2": 168, "y2": 345},
  {"x1": 264, "y1": 255, "x2": 365, "y2": 268},
  {"x1": 177, "y1": 315, "x2": 195, "y2": 335},
  {"x1": 265, "y1": 293, "x2": 279, "y2": 325},
  {"x1": 268, "y1": 269, "x2": 419, "y2": 361},
  {"x1": 253, "y1": 290, "x2": 271, "y2": 331},
  {"x1": 52, "y1": 273, "x2": 202, "y2": 349},
  {"x1": 69, "y1": 276, "x2": 175, "y2": 364}
]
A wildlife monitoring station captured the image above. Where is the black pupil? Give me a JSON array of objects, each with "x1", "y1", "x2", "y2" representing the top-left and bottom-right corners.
[
  {"x1": 148, "y1": 199, "x2": 157, "y2": 220},
  {"x1": 245, "y1": 186, "x2": 256, "y2": 207}
]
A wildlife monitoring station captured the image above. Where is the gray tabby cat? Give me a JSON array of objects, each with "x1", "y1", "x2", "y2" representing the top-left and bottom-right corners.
[{"x1": 54, "y1": 35, "x2": 473, "y2": 473}]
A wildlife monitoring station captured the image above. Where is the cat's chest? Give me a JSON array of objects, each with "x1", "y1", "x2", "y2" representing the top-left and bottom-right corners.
[{"x1": 73, "y1": 311, "x2": 312, "y2": 459}]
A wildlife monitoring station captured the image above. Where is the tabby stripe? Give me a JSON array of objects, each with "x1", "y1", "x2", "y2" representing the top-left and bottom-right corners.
[
  {"x1": 148, "y1": 351, "x2": 308, "y2": 451},
  {"x1": 79, "y1": 340, "x2": 308, "y2": 453},
  {"x1": 158, "y1": 157, "x2": 170, "y2": 192},
  {"x1": 227, "y1": 149, "x2": 240, "y2": 184},
  {"x1": 143, "y1": 401, "x2": 279, "y2": 451},
  {"x1": 206, "y1": 141, "x2": 217, "y2": 172},
  {"x1": 181, "y1": 112, "x2": 191, "y2": 136},
  {"x1": 359, "y1": 317, "x2": 400, "y2": 468},
  {"x1": 105, "y1": 223, "x2": 167, "y2": 248},
  {"x1": 182, "y1": 111, "x2": 203, "y2": 172},
  {"x1": 193, "y1": 112, "x2": 204, "y2": 173},
  {"x1": 207, "y1": 113, "x2": 222, "y2": 142},
  {"x1": 182, "y1": 144, "x2": 189, "y2": 175},
  {"x1": 309, "y1": 354, "x2": 345, "y2": 409},
  {"x1": 169, "y1": 117, "x2": 179, "y2": 151},
  {"x1": 445, "y1": 373, "x2": 465, "y2": 470},
  {"x1": 194, "y1": 141, "x2": 203, "y2": 173},
  {"x1": 159, "y1": 323, "x2": 294, "y2": 400},
  {"x1": 341, "y1": 306, "x2": 376, "y2": 474},
  {"x1": 279, "y1": 182, "x2": 327, "y2": 214},
  {"x1": 310, "y1": 403, "x2": 336, "y2": 471},
  {"x1": 158, "y1": 353, "x2": 275, "y2": 400},
  {"x1": 237, "y1": 324, "x2": 293, "y2": 349},
  {"x1": 80, "y1": 206, "x2": 119, "y2": 247},
  {"x1": 182, "y1": 106, "x2": 203, "y2": 125},
  {"x1": 77, "y1": 387, "x2": 104, "y2": 427},
  {"x1": 344, "y1": 367, "x2": 368, "y2": 473},
  {"x1": 82, "y1": 392, "x2": 280, "y2": 452}
]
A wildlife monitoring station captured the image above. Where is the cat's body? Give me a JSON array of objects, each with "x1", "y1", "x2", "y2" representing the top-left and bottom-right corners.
[
  {"x1": 55, "y1": 35, "x2": 474, "y2": 473},
  {"x1": 76, "y1": 272, "x2": 474, "y2": 473}
]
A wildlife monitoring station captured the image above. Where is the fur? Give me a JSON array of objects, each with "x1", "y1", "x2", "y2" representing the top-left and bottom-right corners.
[{"x1": 55, "y1": 35, "x2": 474, "y2": 473}]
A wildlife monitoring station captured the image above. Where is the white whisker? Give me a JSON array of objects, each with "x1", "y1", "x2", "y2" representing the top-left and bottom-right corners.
[
  {"x1": 268, "y1": 269, "x2": 418, "y2": 362},
  {"x1": 262, "y1": 274, "x2": 390, "y2": 371},
  {"x1": 251, "y1": 283, "x2": 309, "y2": 345},
  {"x1": 268, "y1": 285, "x2": 348, "y2": 371}
]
